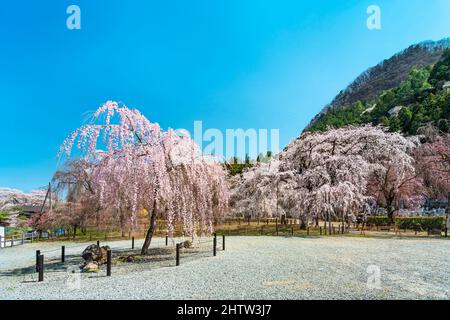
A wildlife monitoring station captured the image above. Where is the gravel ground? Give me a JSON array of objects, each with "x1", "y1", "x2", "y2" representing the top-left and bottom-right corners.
[{"x1": 1, "y1": 236, "x2": 449, "y2": 300}]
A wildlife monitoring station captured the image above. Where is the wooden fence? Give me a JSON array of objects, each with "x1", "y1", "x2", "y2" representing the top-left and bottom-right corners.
[{"x1": 0, "y1": 231, "x2": 49, "y2": 248}]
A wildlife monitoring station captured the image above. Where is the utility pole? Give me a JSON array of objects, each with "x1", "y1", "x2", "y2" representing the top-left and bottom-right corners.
[
  {"x1": 48, "y1": 182, "x2": 52, "y2": 211},
  {"x1": 39, "y1": 182, "x2": 52, "y2": 214}
]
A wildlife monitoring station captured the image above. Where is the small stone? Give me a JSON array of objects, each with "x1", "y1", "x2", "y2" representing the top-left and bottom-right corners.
[
  {"x1": 119, "y1": 255, "x2": 135, "y2": 263},
  {"x1": 82, "y1": 262, "x2": 99, "y2": 273}
]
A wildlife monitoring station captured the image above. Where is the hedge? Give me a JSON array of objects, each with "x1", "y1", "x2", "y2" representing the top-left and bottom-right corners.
[
  {"x1": 366, "y1": 216, "x2": 391, "y2": 226},
  {"x1": 366, "y1": 216, "x2": 446, "y2": 230},
  {"x1": 395, "y1": 217, "x2": 445, "y2": 231}
]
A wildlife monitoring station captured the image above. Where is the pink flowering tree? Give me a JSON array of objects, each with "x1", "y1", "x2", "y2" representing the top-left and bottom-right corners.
[
  {"x1": 367, "y1": 161, "x2": 425, "y2": 222},
  {"x1": 415, "y1": 133, "x2": 450, "y2": 199},
  {"x1": 279, "y1": 127, "x2": 373, "y2": 227},
  {"x1": 230, "y1": 160, "x2": 312, "y2": 225},
  {"x1": 230, "y1": 160, "x2": 292, "y2": 219},
  {"x1": 51, "y1": 159, "x2": 102, "y2": 236},
  {"x1": 232, "y1": 125, "x2": 424, "y2": 227},
  {"x1": 59, "y1": 101, "x2": 229, "y2": 254}
]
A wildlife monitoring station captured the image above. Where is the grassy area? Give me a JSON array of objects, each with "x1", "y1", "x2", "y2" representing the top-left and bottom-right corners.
[{"x1": 15, "y1": 218, "x2": 448, "y2": 243}]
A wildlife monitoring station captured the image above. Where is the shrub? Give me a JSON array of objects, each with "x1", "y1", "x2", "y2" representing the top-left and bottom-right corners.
[
  {"x1": 367, "y1": 216, "x2": 445, "y2": 230},
  {"x1": 366, "y1": 216, "x2": 391, "y2": 226},
  {"x1": 395, "y1": 216, "x2": 445, "y2": 231}
]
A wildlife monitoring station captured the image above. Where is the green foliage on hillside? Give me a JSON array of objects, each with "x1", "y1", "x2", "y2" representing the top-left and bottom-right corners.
[
  {"x1": 309, "y1": 49, "x2": 450, "y2": 135},
  {"x1": 225, "y1": 151, "x2": 273, "y2": 176},
  {"x1": 0, "y1": 211, "x2": 9, "y2": 224}
]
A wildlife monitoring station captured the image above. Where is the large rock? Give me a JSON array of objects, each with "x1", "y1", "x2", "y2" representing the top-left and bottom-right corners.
[
  {"x1": 182, "y1": 240, "x2": 192, "y2": 249},
  {"x1": 81, "y1": 244, "x2": 110, "y2": 265}
]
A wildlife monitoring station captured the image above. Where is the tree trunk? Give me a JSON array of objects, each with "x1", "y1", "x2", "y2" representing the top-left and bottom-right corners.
[
  {"x1": 328, "y1": 212, "x2": 332, "y2": 235},
  {"x1": 387, "y1": 207, "x2": 395, "y2": 225},
  {"x1": 119, "y1": 209, "x2": 126, "y2": 238},
  {"x1": 141, "y1": 209, "x2": 157, "y2": 255},
  {"x1": 300, "y1": 218, "x2": 307, "y2": 230}
]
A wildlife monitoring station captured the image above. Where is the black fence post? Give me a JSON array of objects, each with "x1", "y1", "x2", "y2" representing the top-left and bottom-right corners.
[
  {"x1": 106, "y1": 250, "x2": 112, "y2": 276},
  {"x1": 446, "y1": 227, "x2": 448, "y2": 238},
  {"x1": 165, "y1": 235, "x2": 168, "y2": 246},
  {"x1": 176, "y1": 243, "x2": 180, "y2": 266},
  {"x1": 89, "y1": 233, "x2": 92, "y2": 241},
  {"x1": 36, "y1": 250, "x2": 40, "y2": 272},
  {"x1": 38, "y1": 254, "x2": 44, "y2": 282},
  {"x1": 276, "y1": 218, "x2": 278, "y2": 236},
  {"x1": 213, "y1": 233, "x2": 217, "y2": 256},
  {"x1": 319, "y1": 227, "x2": 322, "y2": 235},
  {"x1": 307, "y1": 227, "x2": 310, "y2": 236},
  {"x1": 61, "y1": 245, "x2": 65, "y2": 263},
  {"x1": 222, "y1": 235, "x2": 225, "y2": 251},
  {"x1": 97, "y1": 240, "x2": 100, "y2": 247},
  {"x1": 291, "y1": 226, "x2": 294, "y2": 236},
  {"x1": 132, "y1": 237, "x2": 135, "y2": 249}
]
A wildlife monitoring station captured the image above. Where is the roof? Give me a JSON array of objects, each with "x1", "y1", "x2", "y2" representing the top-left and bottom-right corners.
[{"x1": 21, "y1": 205, "x2": 46, "y2": 213}]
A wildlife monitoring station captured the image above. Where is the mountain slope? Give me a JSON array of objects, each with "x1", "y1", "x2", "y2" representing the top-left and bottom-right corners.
[{"x1": 307, "y1": 38, "x2": 450, "y2": 130}]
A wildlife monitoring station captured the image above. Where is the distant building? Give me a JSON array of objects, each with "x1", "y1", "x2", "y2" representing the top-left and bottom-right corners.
[
  {"x1": 443, "y1": 81, "x2": 450, "y2": 92},
  {"x1": 388, "y1": 106, "x2": 404, "y2": 117},
  {"x1": 20, "y1": 205, "x2": 47, "y2": 219},
  {"x1": 425, "y1": 199, "x2": 450, "y2": 211}
]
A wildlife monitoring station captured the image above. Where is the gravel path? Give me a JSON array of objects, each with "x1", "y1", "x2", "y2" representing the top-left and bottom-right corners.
[{"x1": 1, "y1": 236, "x2": 449, "y2": 300}]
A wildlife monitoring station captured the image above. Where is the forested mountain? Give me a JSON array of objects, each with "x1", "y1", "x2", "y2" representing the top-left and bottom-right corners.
[
  {"x1": 306, "y1": 41, "x2": 450, "y2": 134},
  {"x1": 307, "y1": 39, "x2": 450, "y2": 134}
]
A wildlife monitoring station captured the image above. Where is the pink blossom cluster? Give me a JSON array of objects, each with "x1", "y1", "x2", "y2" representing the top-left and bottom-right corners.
[{"x1": 58, "y1": 101, "x2": 229, "y2": 240}]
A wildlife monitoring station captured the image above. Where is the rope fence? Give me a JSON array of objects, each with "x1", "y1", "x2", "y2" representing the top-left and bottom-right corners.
[{"x1": 29, "y1": 234, "x2": 226, "y2": 282}]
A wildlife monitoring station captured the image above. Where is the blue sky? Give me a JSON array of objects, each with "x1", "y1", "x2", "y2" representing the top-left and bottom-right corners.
[{"x1": 1, "y1": 0, "x2": 450, "y2": 191}]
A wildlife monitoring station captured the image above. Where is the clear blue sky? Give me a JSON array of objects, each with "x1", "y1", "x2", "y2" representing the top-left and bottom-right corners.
[{"x1": 1, "y1": 0, "x2": 450, "y2": 191}]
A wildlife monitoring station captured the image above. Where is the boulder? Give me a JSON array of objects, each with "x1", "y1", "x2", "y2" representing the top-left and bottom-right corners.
[
  {"x1": 182, "y1": 240, "x2": 193, "y2": 249},
  {"x1": 81, "y1": 244, "x2": 110, "y2": 265}
]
